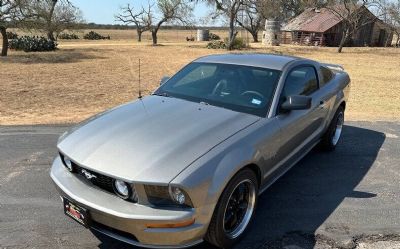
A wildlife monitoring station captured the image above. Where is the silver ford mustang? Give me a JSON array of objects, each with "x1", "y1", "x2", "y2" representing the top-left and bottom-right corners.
[{"x1": 51, "y1": 53, "x2": 350, "y2": 248}]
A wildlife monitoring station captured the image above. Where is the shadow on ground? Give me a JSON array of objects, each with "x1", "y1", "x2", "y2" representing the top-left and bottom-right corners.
[
  {"x1": 93, "y1": 125, "x2": 385, "y2": 249},
  {"x1": 0, "y1": 48, "x2": 107, "y2": 64}
]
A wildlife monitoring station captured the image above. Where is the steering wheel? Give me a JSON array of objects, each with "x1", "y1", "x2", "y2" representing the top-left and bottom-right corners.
[
  {"x1": 212, "y1": 80, "x2": 226, "y2": 96},
  {"x1": 241, "y1": 91, "x2": 265, "y2": 100}
]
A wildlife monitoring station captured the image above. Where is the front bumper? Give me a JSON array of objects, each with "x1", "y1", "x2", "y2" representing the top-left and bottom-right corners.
[{"x1": 50, "y1": 157, "x2": 204, "y2": 248}]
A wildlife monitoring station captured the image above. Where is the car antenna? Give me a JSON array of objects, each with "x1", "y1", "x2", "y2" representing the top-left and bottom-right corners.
[
  {"x1": 138, "y1": 58, "x2": 142, "y2": 99},
  {"x1": 128, "y1": 56, "x2": 143, "y2": 100}
]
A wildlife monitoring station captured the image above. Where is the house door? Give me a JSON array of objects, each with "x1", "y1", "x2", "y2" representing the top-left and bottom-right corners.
[{"x1": 378, "y1": 29, "x2": 387, "y2": 47}]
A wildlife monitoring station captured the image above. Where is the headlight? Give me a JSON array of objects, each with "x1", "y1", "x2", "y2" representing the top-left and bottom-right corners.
[
  {"x1": 144, "y1": 185, "x2": 193, "y2": 208},
  {"x1": 60, "y1": 153, "x2": 74, "y2": 172},
  {"x1": 64, "y1": 156, "x2": 73, "y2": 171},
  {"x1": 113, "y1": 179, "x2": 131, "y2": 199},
  {"x1": 169, "y1": 186, "x2": 186, "y2": 204}
]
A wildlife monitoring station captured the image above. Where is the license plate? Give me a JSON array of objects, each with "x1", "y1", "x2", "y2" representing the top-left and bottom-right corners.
[{"x1": 63, "y1": 197, "x2": 90, "y2": 228}]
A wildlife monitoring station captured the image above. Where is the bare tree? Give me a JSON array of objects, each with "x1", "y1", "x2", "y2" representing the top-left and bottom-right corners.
[
  {"x1": 208, "y1": 0, "x2": 245, "y2": 50},
  {"x1": 256, "y1": 0, "x2": 285, "y2": 20},
  {"x1": 386, "y1": 0, "x2": 400, "y2": 46},
  {"x1": 281, "y1": 0, "x2": 327, "y2": 17},
  {"x1": 143, "y1": 0, "x2": 193, "y2": 45},
  {"x1": 0, "y1": 0, "x2": 29, "y2": 56},
  {"x1": 235, "y1": 0, "x2": 263, "y2": 42},
  {"x1": 0, "y1": 0, "x2": 16, "y2": 56},
  {"x1": 115, "y1": 4, "x2": 150, "y2": 42},
  {"x1": 326, "y1": 0, "x2": 380, "y2": 53},
  {"x1": 32, "y1": 0, "x2": 82, "y2": 41}
]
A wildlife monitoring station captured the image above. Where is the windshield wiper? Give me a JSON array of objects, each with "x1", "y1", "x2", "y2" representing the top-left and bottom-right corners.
[{"x1": 152, "y1": 92, "x2": 170, "y2": 97}]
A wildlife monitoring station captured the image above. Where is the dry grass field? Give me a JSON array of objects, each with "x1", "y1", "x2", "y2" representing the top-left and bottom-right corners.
[{"x1": 1, "y1": 29, "x2": 400, "y2": 125}]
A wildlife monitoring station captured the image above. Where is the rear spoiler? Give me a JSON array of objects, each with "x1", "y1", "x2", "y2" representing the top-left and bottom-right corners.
[{"x1": 322, "y1": 63, "x2": 344, "y2": 72}]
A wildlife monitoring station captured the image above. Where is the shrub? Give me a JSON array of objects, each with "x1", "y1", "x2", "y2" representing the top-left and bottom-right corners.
[
  {"x1": 224, "y1": 37, "x2": 247, "y2": 50},
  {"x1": 207, "y1": 38, "x2": 247, "y2": 50},
  {"x1": 209, "y1": 32, "x2": 220, "y2": 41},
  {"x1": 6, "y1": 31, "x2": 18, "y2": 39},
  {"x1": 9, "y1": 36, "x2": 57, "y2": 52},
  {"x1": 206, "y1": 40, "x2": 226, "y2": 49},
  {"x1": 59, "y1": 33, "x2": 79, "y2": 40},
  {"x1": 83, "y1": 31, "x2": 110, "y2": 40}
]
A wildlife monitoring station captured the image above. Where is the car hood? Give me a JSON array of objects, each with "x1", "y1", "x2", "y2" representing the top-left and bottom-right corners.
[{"x1": 58, "y1": 96, "x2": 260, "y2": 183}]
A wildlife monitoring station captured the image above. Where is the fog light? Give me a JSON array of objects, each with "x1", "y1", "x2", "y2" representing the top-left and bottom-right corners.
[
  {"x1": 169, "y1": 186, "x2": 186, "y2": 204},
  {"x1": 113, "y1": 179, "x2": 130, "y2": 199},
  {"x1": 63, "y1": 156, "x2": 73, "y2": 172}
]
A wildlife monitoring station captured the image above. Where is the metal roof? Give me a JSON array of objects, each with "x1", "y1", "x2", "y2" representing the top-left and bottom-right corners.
[
  {"x1": 283, "y1": 8, "x2": 342, "y2": 33},
  {"x1": 194, "y1": 53, "x2": 304, "y2": 71}
]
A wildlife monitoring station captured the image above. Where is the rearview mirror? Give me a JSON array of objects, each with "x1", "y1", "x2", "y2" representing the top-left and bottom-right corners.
[
  {"x1": 281, "y1": 95, "x2": 312, "y2": 111},
  {"x1": 160, "y1": 76, "x2": 170, "y2": 86}
]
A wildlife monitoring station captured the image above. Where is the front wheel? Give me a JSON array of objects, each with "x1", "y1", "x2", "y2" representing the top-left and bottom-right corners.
[
  {"x1": 205, "y1": 169, "x2": 258, "y2": 248},
  {"x1": 320, "y1": 106, "x2": 345, "y2": 151}
]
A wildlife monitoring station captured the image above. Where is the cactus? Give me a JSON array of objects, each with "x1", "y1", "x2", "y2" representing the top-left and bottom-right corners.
[
  {"x1": 9, "y1": 36, "x2": 57, "y2": 52},
  {"x1": 59, "y1": 33, "x2": 79, "y2": 40},
  {"x1": 6, "y1": 31, "x2": 18, "y2": 40},
  {"x1": 83, "y1": 31, "x2": 110, "y2": 40}
]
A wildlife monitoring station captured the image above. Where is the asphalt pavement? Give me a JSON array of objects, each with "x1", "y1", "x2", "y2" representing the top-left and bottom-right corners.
[{"x1": 0, "y1": 122, "x2": 399, "y2": 249}]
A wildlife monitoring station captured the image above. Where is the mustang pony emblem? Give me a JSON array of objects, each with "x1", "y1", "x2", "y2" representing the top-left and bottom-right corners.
[{"x1": 81, "y1": 169, "x2": 97, "y2": 180}]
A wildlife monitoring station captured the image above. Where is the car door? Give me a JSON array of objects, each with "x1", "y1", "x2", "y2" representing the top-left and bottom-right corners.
[{"x1": 275, "y1": 65, "x2": 329, "y2": 162}]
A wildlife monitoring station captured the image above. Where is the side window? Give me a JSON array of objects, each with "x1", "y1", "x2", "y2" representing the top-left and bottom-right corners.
[
  {"x1": 282, "y1": 66, "x2": 318, "y2": 98},
  {"x1": 320, "y1": 66, "x2": 334, "y2": 87}
]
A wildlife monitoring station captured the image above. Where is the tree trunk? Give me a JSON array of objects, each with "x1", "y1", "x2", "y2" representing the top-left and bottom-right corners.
[
  {"x1": 47, "y1": 31, "x2": 55, "y2": 41},
  {"x1": 151, "y1": 29, "x2": 157, "y2": 45},
  {"x1": 250, "y1": 30, "x2": 258, "y2": 43},
  {"x1": 46, "y1": 0, "x2": 57, "y2": 41},
  {"x1": 338, "y1": 29, "x2": 349, "y2": 53},
  {"x1": 0, "y1": 27, "x2": 8, "y2": 57},
  {"x1": 137, "y1": 30, "x2": 142, "y2": 42},
  {"x1": 227, "y1": 13, "x2": 236, "y2": 50}
]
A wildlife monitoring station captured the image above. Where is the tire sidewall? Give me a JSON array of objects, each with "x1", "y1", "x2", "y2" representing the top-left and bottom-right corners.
[
  {"x1": 325, "y1": 106, "x2": 345, "y2": 150},
  {"x1": 208, "y1": 169, "x2": 258, "y2": 248}
]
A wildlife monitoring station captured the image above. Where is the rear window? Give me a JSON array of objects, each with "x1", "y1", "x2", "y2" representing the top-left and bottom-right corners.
[{"x1": 320, "y1": 66, "x2": 334, "y2": 86}]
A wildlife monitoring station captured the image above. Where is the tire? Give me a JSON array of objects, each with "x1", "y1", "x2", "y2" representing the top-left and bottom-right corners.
[
  {"x1": 320, "y1": 106, "x2": 345, "y2": 151},
  {"x1": 205, "y1": 168, "x2": 258, "y2": 249}
]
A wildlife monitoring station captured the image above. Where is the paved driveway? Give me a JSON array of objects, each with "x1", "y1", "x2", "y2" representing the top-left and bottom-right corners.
[{"x1": 0, "y1": 122, "x2": 399, "y2": 249}]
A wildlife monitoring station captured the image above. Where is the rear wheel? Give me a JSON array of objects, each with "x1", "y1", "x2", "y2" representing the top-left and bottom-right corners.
[
  {"x1": 320, "y1": 106, "x2": 345, "y2": 151},
  {"x1": 205, "y1": 169, "x2": 258, "y2": 248}
]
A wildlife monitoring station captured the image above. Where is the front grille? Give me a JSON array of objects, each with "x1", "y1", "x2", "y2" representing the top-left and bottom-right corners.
[
  {"x1": 73, "y1": 163, "x2": 114, "y2": 193},
  {"x1": 59, "y1": 153, "x2": 137, "y2": 203}
]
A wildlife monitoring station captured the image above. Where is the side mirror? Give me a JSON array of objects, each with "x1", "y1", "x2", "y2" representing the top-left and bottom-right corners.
[
  {"x1": 281, "y1": 95, "x2": 312, "y2": 111},
  {"x1": 160, "y1": 76, "x2": 170, "y2": 86}
]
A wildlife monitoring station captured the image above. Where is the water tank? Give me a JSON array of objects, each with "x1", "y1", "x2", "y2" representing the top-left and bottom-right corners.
[
  {"x1": 263, "y1": 20, "x2": 281, "y2": 46},
  {"x1": 197, "y1": 29, "x2": 209, "y2": 41}
]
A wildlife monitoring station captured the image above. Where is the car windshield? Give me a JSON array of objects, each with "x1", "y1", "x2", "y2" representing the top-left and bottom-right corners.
[{"x1": 155, "y1": 62, "x2": 281, "y2": 117}]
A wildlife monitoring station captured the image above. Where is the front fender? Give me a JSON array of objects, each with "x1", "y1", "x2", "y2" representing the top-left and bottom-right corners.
[
  {"x1": 170, "y1": 118, "x2": 280, "y2": 234},
  {"x1": 170, "y1": 139, "x2": 257, "y2": 234}
]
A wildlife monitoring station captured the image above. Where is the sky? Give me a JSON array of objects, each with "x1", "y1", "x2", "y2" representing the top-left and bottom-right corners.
[{"x1": 69, "y1": 0, "x2": 213, "y2": 25}]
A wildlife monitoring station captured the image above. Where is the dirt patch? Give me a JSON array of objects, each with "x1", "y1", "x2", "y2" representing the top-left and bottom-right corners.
[{"x1": 1, "y1": 36, "x2": 400, "y2": 125}]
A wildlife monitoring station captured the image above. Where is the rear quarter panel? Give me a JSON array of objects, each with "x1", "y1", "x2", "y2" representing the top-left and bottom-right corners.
[{"x1": 322, "y1": 69, "x2": 351, "y2": 128}]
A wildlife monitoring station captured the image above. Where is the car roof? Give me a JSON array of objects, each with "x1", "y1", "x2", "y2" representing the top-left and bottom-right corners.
[{"x1": 193, "y1": 53, "x2": 308, "y2": 71}]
